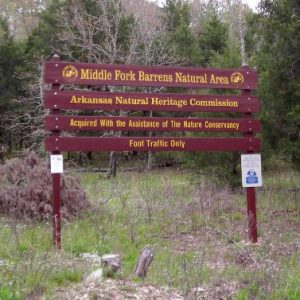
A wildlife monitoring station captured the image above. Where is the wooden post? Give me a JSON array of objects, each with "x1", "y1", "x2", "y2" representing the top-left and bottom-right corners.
[
  {"x1": 242, "y1": 64, "x2": 258, "y2": 243},
  {"x1": 135, "y1": 246, "x2": 154, "y2": 278},
  {"x1": 246, "y1": 187, "x2": 257, "y2": 242},
  {"x1": 50, "y1": 54, "x2": 62, "y2": 249}
]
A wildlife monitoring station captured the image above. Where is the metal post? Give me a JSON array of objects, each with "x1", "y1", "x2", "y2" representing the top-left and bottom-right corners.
[{"x1": 242, "y1": 64, "x2": 258, "y2": 243}]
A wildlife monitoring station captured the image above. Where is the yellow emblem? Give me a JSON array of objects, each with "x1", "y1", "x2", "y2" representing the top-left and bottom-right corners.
[
  {"x1": 230, "y1": 72, "x2": 244, "y2": 86},
  {"x1": 62, "y1": 65, "x2": 78, "y2": 82}
]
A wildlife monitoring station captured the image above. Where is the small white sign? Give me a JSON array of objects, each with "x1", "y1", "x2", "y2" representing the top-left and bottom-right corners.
[
  {"x1": 241, "y1": 154, "x2": 262, "y2": 187},
  {"x1": 50, "y1": 155, "x2": 63, "y2": 174}
]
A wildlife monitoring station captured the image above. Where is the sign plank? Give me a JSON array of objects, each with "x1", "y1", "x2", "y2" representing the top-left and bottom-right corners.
[
  {"x1": 44, "y1": 90, "x2": 260, "y2": 113},
  {"x1": 45, "y1": 116, "x2": 260, "y2": 133},
  {"x1": 45, "y1": 136, "x2": 261, "y2": 152},
  {"x1": 44, "y1": 61, "x2": 257, "y2": 90}
]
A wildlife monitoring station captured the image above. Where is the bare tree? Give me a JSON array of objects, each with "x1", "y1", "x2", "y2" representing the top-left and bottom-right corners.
[
  {"x1": 188, "y1": 0, "x2": 207, "y2": 30},
  {"x1": 54, "y1": 0, "x2": 179, "y2": 174},
  {"x1": 188, "y1": 0, "x2": 250, "y2": 65},
  {"x1": 121, "y1": 0, "x2": 180, "y2": 171},
  {"x1": 220, "y1": 0, "x2": 251, "y2": 64},
  {"x1": 0, "y1": 0, "x2": 50, "y2": 39}
]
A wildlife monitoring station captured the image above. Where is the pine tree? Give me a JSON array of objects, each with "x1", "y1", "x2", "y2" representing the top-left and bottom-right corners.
[
  {"x1": 163, "y1": 0, "x2": 198, "y2": 65},
  {"x1": 197, "y1": 14, "x2": 228, "y2": 66},
  {"x1": 0, "y1": 18, "x2": 24, "y2": 153},
  {"x1": 253, "y1": 0, "x2": 300, "y2": 168}
]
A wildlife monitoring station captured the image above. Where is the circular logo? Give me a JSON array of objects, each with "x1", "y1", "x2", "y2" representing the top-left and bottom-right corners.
[
  {"x1": 62, "y1": 65, "x2": 78, "y2": 82},
  {"x1": 230, "y1": 72, "x2": 244, "y2": 86}
]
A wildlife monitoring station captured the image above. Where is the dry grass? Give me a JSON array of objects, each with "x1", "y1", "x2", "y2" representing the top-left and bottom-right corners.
[{"x1": 0, "y1": 167, "x2": 299, "y2": 299}]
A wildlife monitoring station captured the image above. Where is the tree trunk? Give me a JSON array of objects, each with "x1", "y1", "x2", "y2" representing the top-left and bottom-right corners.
[
  {"x1": 107, "y1": 151, "x2": 117, "y2": 178},
  {"x1": 240, "y1": 22, "x2": 246, "y2": 65},
  {"x1": 108, "y1": 109, "x2": 127, "y2": 178},
  {"x1": 147, "y1": 151, "x2": 153, "y2": 171},
  {"x1": 87, "y1": 151, "x2": 92, "y2": 160}
]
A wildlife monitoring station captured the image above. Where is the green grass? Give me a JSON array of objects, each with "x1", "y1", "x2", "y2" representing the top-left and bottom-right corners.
[
  {"x1": 147, "y1": 249, "x2": 212, "y2": 295},
  {"x1": 48, "y1": 268, "x2": 83, "y2": 286},
  {"x1": 0, "y1": 285, "x2": 21, "y2": 300},
  {"x1": 263, "y1": 165, "x2": 300, "y2": 189},
  {"x1": 269, "y1": 257, "x2": 300, "y2": 300},
  {"x1": 0, "y1": 165, "x2": 299, "y2": 298}
]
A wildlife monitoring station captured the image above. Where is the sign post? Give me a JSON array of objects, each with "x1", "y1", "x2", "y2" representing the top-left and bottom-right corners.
[
  {"x1": 241, "y1": 153, "x2": 263, "y2": 243},
  {"x1": 49, "y1": 54, "x2": 62, "y2": 249},
  {"x1": 44, "y1": 56, "x2": 261, "y2": 247},
  {"x1": 242, "y1": 64, "x2": 259, "y2": 243}
]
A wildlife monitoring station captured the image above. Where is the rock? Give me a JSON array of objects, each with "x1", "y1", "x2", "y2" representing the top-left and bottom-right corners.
[
  {"x1": 80, "y1": 252, "x2": 102, "y2": 264},
  {"x1": 101, "y1": 254, "x2": 121, "y2": 273},
  {"x1": 84, "y1": 268, "x2": 103, "y2": 282},
  {"x1": 192, "y1": 286, "x2": 205, "y2": 293}
]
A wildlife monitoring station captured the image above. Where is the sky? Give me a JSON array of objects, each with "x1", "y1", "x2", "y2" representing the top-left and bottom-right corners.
[
  {"x1": 241, "y1": 0, "x2": 260, "y2": 11},
  {"x1": 152, "y1": 0, "x2": 261, "y2": 12}
]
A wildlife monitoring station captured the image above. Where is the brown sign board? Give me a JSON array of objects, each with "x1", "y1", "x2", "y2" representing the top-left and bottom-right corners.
[
  {"x1": 44, "y1": 56, "x2": 261, "y2": 248},
  {"x1": 44, "y1": 61, "x2": 258, "y2": 90},
  {"x1": 44, "y1": 90, "x2": 260, "y2": 113},
  {"x1": 45, "y1": 136, "x2": 260, "y2": 152},
  {"x1": 45, "y1": 116, "x2": 260, "y2": 133}
]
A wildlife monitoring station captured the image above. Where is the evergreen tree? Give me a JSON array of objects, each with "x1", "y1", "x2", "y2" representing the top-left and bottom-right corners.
[
  {"x1": 197, "y1": 14, "x2": 228, "y2": 66},
  {"x1": 0, "y1": 18, "x2": 24, "y2": 153},
  {"x1": 253, "y1": 0, "x2": 300, "y2": 168},
  {"x1": 25, "y1": 0, "x2": 69, "y2": 60},
  {"x1": 163, "y1": 0, "x2": 198, "y2": 65}
]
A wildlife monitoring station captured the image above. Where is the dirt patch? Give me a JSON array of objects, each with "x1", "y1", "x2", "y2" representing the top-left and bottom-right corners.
[{"x1": 53, "y1": 279, "x2": 184, "y2": 300}]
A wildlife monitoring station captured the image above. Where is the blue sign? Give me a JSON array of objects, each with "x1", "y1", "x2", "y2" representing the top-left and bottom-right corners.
[{"x1": 246, "y1": 169, "x2": 258, "y2": 184}]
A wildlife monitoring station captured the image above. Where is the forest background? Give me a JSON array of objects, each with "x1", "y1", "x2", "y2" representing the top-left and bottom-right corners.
[{"x1": 0, "y1": 0, "x2": 299, "y2": 175}]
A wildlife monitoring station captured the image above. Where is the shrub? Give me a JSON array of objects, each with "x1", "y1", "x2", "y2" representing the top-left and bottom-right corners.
[{"x1": 0, "y1": 151, "x2": 90, "y2": 220}]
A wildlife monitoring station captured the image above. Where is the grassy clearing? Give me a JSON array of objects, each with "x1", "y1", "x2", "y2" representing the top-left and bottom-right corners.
[{"x1": 0, "y1": 167, "x2": 299, "y2": 299}]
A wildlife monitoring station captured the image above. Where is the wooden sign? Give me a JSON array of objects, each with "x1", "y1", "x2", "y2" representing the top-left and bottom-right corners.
[
  {"x1": 44, "y1": 61, "x2": 258, "y2": 90},
  {"x1": 44, "y1": 55, "x2": 261, "y2": 248},
  {"x1": 45, "y1": 116, "x2": 260, "y2": 133},
  {"x1": 44, "y1": 90, "x2": 260, "y2": 113},
  {"x1": 45, "y1": 136, "x2": 261, "y2": 152}
]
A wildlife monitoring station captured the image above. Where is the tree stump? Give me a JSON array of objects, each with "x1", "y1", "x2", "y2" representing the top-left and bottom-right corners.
[{"x1": 135, "y1": 245, "x2": 154, "y2": 278}]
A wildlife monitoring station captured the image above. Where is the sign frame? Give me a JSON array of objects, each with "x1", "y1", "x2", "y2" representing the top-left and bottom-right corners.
[{"x1": 44, "y1": 55, "x2": 261, "y2": 248}]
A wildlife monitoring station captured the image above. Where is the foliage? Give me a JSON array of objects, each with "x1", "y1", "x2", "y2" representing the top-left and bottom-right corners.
[
  {"x1": 197, "y1": 14, "x2": 228, "y2": 66},
  {"x1": 0, "y1": 18, "x2": 23, "y2": 111},
  {"x1": 0, "y1": 18, "x2": 25, "y2": 152},
  {"x1": 163, "y1": 0, "x2": 198, "y2": 64},
  {"x1": 251, "y1": 0, "x2": 300, "y2": 168},
  {"x1": 0, "y1": 151, "x2": 90, "y2": 220},
  {"x1": 25, "y1": 0, "x2": 66, "y2": 60}
]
